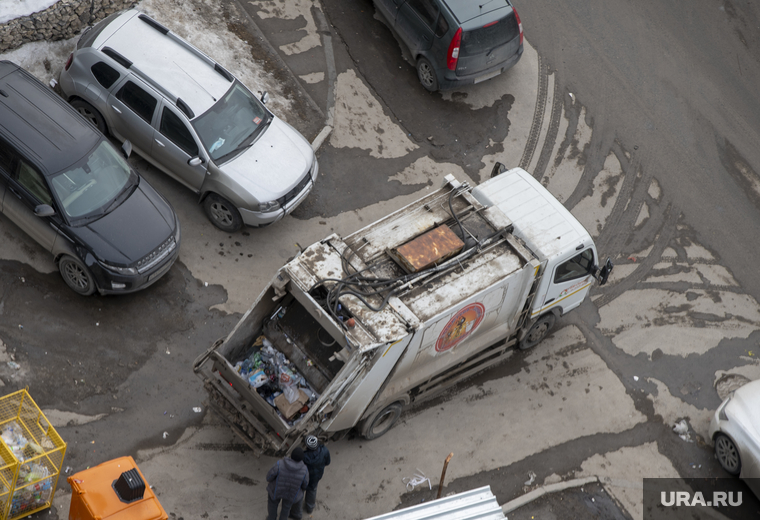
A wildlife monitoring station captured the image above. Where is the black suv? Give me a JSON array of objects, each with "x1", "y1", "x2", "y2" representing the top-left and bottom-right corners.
[
  {"x1": 374, "y1": 0, "x2": 524, "y2": 91},
  {"x1": 0, "y1": 61, "x2": 180, "y2": 295}
]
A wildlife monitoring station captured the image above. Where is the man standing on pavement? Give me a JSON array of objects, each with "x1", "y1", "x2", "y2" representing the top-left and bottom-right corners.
[
  {"x1": 266, "y1": 447, "x2": 309, "y2": 520},
  {"x1": 301, "y1": 435, "x2": 331, "y2": 514}
]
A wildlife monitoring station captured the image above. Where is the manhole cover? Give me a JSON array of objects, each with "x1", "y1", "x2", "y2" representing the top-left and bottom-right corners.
[{"x1": 715, "y1": 374, "x2": 751, "y2": 401}]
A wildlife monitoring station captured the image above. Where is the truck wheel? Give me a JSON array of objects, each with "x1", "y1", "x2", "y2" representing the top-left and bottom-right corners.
[
  {"x1": 519, "y1": 314, "x2": 556, "y2": 350},
  {"x1": 361, "y1": 402, "x2": 403, "y2": 440}
]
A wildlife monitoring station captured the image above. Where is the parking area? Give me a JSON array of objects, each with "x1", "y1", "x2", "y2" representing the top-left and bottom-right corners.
[{"x1": 2, "y1": 1, "x2": 760, "y2": 519}]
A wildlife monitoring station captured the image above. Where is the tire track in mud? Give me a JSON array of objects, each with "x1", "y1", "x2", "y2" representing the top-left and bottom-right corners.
[
  {"x1": 591, "y1": 143, "x2": 648, "y2": 255},
  {"x1": 532, "y1": 69, "x2": 563, "y2": 181},
  {"x1": 594, "y1": 203, "x2": 679, "y2": 309},
  {"x1": 519, "y1": 54, "x2": 548, "y2": 171}
]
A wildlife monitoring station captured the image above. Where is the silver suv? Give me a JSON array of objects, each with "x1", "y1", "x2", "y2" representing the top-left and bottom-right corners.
[{"x1": 59, "y1": 10, "x2": 318, "y2": 232}]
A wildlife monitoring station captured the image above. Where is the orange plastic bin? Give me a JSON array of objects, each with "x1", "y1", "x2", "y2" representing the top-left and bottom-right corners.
[{"x1": 67, "y1": 457, "x2": 167, "y2": 520}]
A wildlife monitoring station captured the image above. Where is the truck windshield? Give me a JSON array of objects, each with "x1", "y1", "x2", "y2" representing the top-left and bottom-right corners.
[{"x1": 192, "y1": 81, "x2": 272, "y2": 163}]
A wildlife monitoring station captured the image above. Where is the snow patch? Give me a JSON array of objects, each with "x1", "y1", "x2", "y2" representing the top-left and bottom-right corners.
[{"x1": 0, "y1": 0, "x2": 58, "y2": 24}]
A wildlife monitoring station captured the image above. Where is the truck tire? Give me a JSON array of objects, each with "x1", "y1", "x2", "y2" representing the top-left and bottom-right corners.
[
  {"x1": 361, "y1": 402, "x2": 403, "y2": 440},
  {"x1": 519, "y1": 314, "x2": 556, "y2": 350}
]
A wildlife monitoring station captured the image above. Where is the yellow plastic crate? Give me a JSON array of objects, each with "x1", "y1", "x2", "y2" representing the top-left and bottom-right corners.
[{"x1": 0, "y1": 390, "x2": 66, "y2": 520}]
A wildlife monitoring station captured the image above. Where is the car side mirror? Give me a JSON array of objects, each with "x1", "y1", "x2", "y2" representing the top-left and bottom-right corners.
[
  {"x1": 594, "y1": 257, "x2": 614, "y2": 286},
  {"x1": 490, "y1": 162, "x2": 507, "y2": 178},
  {"x1": 34, "y1": 204, "x2": 55, "y2": 217},
  {"x1": 260, "y1": 91, "x2": 269, "y2": 104},
  {"x1": 122, "y1": 140, "x2": 132, "y2": 159},
  {"x1": 188, "y1": 157, "x2": 203, "y2": 167}
]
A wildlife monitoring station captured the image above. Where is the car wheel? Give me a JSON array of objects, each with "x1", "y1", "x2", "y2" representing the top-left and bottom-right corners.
[
  {"x1": 416, "y1": 57, "x2": 439, "y2": 92},
  {"x1": 361, "y1": 402, "x2": 403, "y2": 440},
  {"x1": 71, "y1": 99, "x2": 108, "y2": 135},
  {"x1": 59, "y1": 255, "x2": 96, "y2": 296},
  {"x1": 203, "y1": 193, "x2": 243, "y2": 232},
  {"x1": 519, "y1": 314, "x2": 556, "y2": 350},
  {"x1": 714, "y1": 433, "x2": 741, "y2": 475}
]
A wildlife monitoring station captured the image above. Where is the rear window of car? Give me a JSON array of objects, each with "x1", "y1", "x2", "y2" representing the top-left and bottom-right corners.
[{"x1": 460, "y1": 12, "x2": 519, "y2": 55}]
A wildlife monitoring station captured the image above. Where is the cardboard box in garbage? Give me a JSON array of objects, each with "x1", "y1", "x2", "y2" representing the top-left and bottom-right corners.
[{"x1": 274, "y1": 390, "x2": 309, "y2": 420}]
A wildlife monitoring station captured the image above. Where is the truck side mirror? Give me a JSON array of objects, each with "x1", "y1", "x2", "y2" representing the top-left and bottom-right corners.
[
  {"x1": 490, "y1": 162, "x2": 507, "y2": 178},
  {"x1": 595, "y1": 257, "x2": 614, "y2": 286},
  {"x1": 260, "y1": 91, "x2": 270, "y2": 104},
  {"x1": 122, "y1": 140, "x2": 132, "y2": 159}
]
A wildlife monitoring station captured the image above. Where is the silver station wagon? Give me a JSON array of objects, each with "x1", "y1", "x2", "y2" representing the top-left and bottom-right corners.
[{"x1": 59, "y1": 9, "x2": 318, "y2": 232}]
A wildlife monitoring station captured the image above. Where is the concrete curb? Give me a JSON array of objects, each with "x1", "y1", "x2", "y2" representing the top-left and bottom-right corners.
[
  {"x1": 227, "y1": 0, "x2": 325, "y2": 122},
  {"x1": 311, "y1": 125, "x2": 333, "y2": 152},
  {"x1": 501, "y1": 476, "x2": 600, "y2": 514}
]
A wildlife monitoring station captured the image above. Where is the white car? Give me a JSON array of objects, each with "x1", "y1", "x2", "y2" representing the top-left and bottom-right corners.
[{"x1": 709, "y1": 378, "x2": 760, "y2": 499}]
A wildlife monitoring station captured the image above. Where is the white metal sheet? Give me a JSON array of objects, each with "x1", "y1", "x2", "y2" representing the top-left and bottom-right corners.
[{"x1": 363, "y1": 486, "x2": 506, "y2": 520}]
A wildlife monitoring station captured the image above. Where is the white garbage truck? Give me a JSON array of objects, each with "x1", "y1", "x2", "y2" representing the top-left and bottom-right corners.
[{"x1": 193, "y1": 165, "x2": 613, "y2": 455}]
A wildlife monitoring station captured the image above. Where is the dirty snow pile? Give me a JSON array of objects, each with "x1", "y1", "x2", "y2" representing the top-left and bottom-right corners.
[
  {"x1": 0, "y1": 0, "x2": 293, "y2": 118},
  {"x1": 0, "y1": 0, "x2": 59, "y2": 24},
  {"x1": 139, "y1": 0, "x2": 292, "y2": 116}
]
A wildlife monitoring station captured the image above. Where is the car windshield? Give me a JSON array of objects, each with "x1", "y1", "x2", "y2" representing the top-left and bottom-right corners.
[
  {"x1": 50, "y1": 140, "x2": 135, "y2": 221},
  {"x1": 192, "y1": 81, "x2": 271, "y2": 163}
]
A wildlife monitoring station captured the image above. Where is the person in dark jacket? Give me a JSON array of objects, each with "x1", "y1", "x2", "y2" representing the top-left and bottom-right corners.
[
  {"x1": 266, "y1": 447, "x2": 309, "y2": 520},
  {"x1": 300, "y1": 435, "x2": 331, "y2": 513}
]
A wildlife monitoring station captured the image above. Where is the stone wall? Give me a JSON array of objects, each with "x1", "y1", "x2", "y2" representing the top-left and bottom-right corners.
[{"x1": 0, "y1": 0, "x2": 138, "y2": 53}]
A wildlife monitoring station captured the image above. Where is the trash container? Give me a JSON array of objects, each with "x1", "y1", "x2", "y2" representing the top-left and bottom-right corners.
[
  {"x1": 0, "y1": 389, "x2": 67, "y2": 520},
  {"x1": 68, "y1": 457, "x2": 168, "y2": 520}
]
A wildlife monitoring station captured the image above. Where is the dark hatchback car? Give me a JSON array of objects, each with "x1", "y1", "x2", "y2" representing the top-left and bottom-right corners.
[
  {"x1": 0, "y1": 61, "x2": 180, "y2": 295},
  {"x1": 374, "y1": 0, "x2": 523, "y2": 91}
]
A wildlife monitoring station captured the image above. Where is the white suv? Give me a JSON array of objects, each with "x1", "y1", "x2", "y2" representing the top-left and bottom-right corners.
[{"x1": 59, "y1": 10, "x2": 318, "y2": 232}]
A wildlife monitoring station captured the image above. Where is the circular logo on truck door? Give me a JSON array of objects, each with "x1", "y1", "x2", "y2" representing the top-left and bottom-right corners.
[{"x1": 435, "y1": 303, "x2": 486, "y2": 353}]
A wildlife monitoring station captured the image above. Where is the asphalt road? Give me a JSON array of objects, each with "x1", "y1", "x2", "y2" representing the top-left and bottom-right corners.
[
  {"x1": 515, "y1": 0, "x2": 760, "y2": 298},
  {"x1": 1, "y1": 0, "x2": 759, "y2": 519}
]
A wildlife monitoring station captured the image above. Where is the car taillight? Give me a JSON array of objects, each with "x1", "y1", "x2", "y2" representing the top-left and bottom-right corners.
[
  {"x1": 514, "y1": 8, "x2": 523, "y2": 46},
  {"x1": 447, "y1": 27, "x2": 462, "y2": 71},
  {"x1": 64, "y1": 53, "x2": 73, "y2": 71}
]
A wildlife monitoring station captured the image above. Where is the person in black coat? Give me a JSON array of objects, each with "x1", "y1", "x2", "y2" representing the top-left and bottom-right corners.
[
  {"x1": 266, "y1": 447, "x2": 309, "y2": 520},
  {"x1": 300, "y1": 435, "x2": 331, "y2": 513}
]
